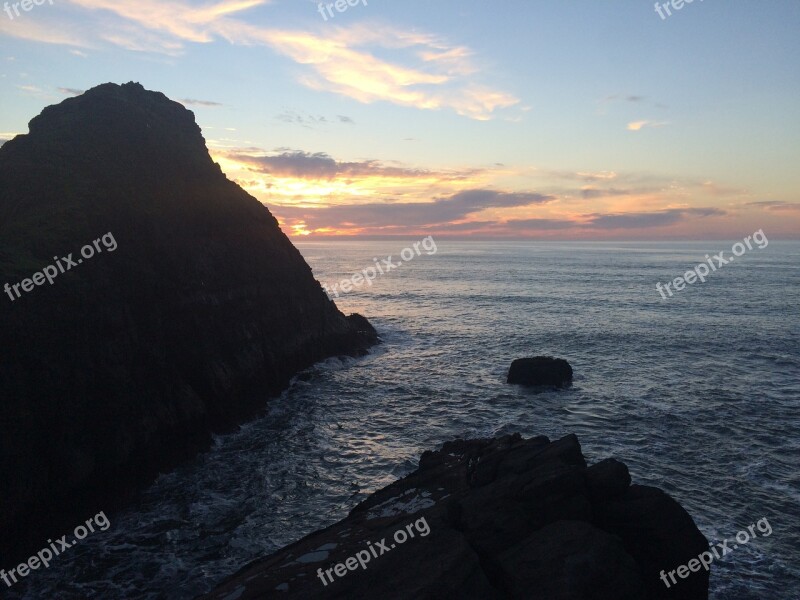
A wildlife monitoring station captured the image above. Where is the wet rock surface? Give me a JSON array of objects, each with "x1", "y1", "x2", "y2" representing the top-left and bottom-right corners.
[{"x1": 205, "y1": 433, "x2": 709, "y2": 599}]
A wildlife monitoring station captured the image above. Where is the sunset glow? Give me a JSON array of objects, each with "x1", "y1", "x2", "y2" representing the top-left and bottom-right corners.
[{"x1": 1, "y1": 1, "x2": 798, "y2": 239}]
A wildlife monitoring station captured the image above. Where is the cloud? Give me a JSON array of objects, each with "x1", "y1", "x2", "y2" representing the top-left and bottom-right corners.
[
  {"x1": 256, "y1": 26, "x2": 516, "y2": 120},
  {"x1": 418, "y1": 45, "x2": 477, "y2": 76},
  {"x1": 700, "y1": 180, "x2": 747, "y2": 197},
  {"x1": 0, "y1": 16, "x2": 95, "y2": 48},
  {"x1": 597, "y1": 94, "x2": 667, "y2": 115},
  {"x1": 504, "y1": 218, "x2": 577, "y2": 230},
  {"x1": 420, "y1": 220, "x2": 498, "y2": 232},
  {"x1": 575, "y1": 171, "x2": 618, "y2": 182},
  {"x1": 225, "y1": 149, "x2": 473, "y2": 181},
  {"x1": 627, "y1": 120, "x2": 668, "y2": 131},
  {"x1": 274, "y1": 111, "x2": 355, "y2": 128},
  {"x1": 601, "y1": 94, "x2": 647, "y2": 105},
  {"x1": 626, "y1": 120, "x2": 648, "y2": 131},
  {"x1": 273, "y1": 204, "x2": 726, "y2": 236},
  {"x1": 580, "y1": 187, "x2": 634, "y2": 199},
  {"x1": 178, "y1": 98, "x2": 223, "y2": 107},
  {"x1": 212, "y1": 147, "x2": 491, "y2": 211},
  {"x1": 276, "y1": 111, "x2": 325, "y2": 127},
  {"x1": 68, "y1": 0, "x2": 267, "y2": 44},
  {"x1": 58, "y1": 87, "x2": 85, "y2": 96},
  {"x1": 461, "y1": 208, "x2": 724, "y2": 234},
  {"x1": 244, "y1": 151, "x2": 347, "y2": 178},
  {"x1": 206, "y1": 143, "x2": 744, "y2": 236},
  {"x1": 584, "y1": 207, "x2": 724, "y2": 229},
  {"x1": 274, "y1": 189, "x2": 554, "y2": 231},
  {"x1": 439, "y1": 207, "x2": 724, "y2": 235},
  {"x1": 745, "y1": 201, "x2": 800, "y2": 212},
  {"x1": 3, "y1": 1, "x2": 518, "y2": 120},
  {"x1": 530, "y1": 168, "x2": 678, "y2": 200}
]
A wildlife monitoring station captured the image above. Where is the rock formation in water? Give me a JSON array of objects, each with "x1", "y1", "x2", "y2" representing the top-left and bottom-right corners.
[
  {"x1": 0, "y1": 82, "x2": 377, "y2": 563},
  {"x1": 205, "y1": 433, "x2": 709, "y2": 599},
  {"x1": 507, "y1": 356, "x2": 574, "y2": 387}
]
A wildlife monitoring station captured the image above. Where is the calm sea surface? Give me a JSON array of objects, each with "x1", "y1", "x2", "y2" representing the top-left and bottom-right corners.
[{"x1": 9, "y1": 241, "x2": 800, "y2": 599}]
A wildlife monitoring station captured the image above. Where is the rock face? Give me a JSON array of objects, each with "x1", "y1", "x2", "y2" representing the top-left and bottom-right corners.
[
  {"x1": 0, "y1": 82, "x2": 377, "y2": 562},
  {"x1": 205, "y1": 434, "x2": 709, "y2": 599},
  {"x1": 507, "y1": 356, "x2": 573, "y2": 387}
]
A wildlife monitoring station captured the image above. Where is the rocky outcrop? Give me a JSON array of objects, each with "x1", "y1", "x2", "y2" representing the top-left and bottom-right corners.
[
  {"x1": 0, "y1": 82, "x2": 377, "y2": 563},
  {"x1": 507, "y1": 356, "x2": 573, "y2": 387},
  {"x1": 205, "y1": 434, "x2": 709, "y2": 599}
]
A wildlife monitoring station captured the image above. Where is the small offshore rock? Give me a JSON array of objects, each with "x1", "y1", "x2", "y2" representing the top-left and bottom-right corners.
[{"x1": 507, "y1": 356, "x2": 573, "y2": 387}]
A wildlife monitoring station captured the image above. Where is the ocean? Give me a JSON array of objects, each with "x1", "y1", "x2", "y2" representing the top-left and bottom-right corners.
[{"x1": 7, "y1": 240, "x2": 800, "y2": 599}]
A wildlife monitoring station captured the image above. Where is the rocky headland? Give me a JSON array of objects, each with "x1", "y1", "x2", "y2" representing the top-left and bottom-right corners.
[{"x1": 0, "y1": 82, "x2": 376, "y2": 563}]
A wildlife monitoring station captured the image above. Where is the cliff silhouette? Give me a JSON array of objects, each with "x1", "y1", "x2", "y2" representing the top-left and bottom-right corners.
[{"x1": 0, "y1": 82, "x2": 376, "y2": 563}]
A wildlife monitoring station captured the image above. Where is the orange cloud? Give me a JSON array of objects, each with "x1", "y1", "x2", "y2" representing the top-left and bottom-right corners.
[
  {"x1": 207, "y1": 146, "x2": 786, "y2": 238},
  {"x1": 627, "y1": 120, "x2": 668, "y2": 131},
  {"x1": 212, "y1": 148, "x2": 487, "y2": 207}
]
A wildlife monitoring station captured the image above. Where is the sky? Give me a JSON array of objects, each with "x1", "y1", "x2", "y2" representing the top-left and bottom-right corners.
[{"x1": 1, "y1": 0, "x2": 798, "y2": 239}]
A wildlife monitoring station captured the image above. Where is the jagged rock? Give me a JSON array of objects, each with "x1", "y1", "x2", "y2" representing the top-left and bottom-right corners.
[
  {"x1": 507, "y1": 356, "x2": 573, "y2": 387},
  {"x1": 204, "y1": 434, "x2": 709, "y2": 599},
  {"x1": 0, "y1": 82, "x2": 377, "y2": 563}
]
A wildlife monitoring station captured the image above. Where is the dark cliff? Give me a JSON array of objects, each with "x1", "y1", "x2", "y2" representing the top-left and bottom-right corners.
[
  {"x1": 0, "y1": 82, "x2": 377, "y2": 562},
  {"x1": 205, "y1": 434, "x2": 709, "y2": 600}
]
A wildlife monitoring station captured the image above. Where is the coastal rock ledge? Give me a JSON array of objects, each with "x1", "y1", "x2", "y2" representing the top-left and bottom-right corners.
[{"x1": 205, "y1": 434, "x2": 709, "y2": 599}]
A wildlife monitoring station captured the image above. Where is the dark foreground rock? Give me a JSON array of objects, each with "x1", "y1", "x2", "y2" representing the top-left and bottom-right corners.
[
  {"x1": 204, "y1": 434, "x2": 709, "y2": 599},
  {"x1": 0, "y1": 82, "x2": 377, "y2": 563},
  {"x1": 507, "y1": 356, "x2": 573, "y2": 387}
]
